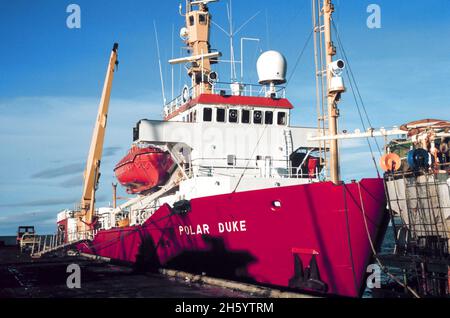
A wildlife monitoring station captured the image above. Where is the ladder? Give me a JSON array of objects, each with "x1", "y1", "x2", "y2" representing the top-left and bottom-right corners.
[{"x1": 284, "y1": 129, "x2": 294, "y2": 176}]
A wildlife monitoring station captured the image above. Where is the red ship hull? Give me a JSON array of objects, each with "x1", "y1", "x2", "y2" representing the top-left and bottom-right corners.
[
  {"x1": 78, "y1": 178, "x2": 388, "y2": 298},
  {"x1": 114, "y1": 146, "x2": 174, "y2": 194}
]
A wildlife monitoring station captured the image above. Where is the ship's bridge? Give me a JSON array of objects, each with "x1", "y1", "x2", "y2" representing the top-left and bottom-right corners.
[
  {"x1": 129, "y1": 23, "x2": 325, "y2": 200},
  {"x1": 134, "y1": 81, "x2": 323, "y2": 191},
  {"x1": 164, "y1": 82, "x2": 290, "y2": 124},
  {"x1": 131, "y1": 45, "x2": 325, "y2": 197}
]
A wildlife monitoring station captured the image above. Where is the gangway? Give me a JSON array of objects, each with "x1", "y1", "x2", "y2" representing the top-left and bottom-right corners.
[{"x1": 30, "y1": 231, "x2": 93, "y2": 258}]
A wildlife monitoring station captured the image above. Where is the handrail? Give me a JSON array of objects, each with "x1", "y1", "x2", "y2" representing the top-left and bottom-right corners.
[
  {"x1": 187, "y1": 156, "x2": 322, "y2": 179},
  {"x1": 164, "y1": 82, "x2": 287, "y2": 117},
  {"x1": 29, "y1": 230, "x2": 94, "y2": 258}
]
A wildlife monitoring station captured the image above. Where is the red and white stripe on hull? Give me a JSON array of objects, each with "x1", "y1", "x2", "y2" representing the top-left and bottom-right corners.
[{"x1": 77, "y1": 178, "x2": 387, "y2": 298}]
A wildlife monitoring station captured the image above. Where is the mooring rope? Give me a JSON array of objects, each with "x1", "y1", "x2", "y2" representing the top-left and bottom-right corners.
[{"x1": 357, "y1": 182, "x2": 421, "y2": 298}]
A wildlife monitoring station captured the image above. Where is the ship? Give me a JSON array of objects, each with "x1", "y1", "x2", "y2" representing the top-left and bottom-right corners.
[{"x1": 55, "y1": 0, "x2": 390, "y2": 298}]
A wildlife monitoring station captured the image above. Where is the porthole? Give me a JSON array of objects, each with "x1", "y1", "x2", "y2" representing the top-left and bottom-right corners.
[
  {"x1": 254, "y1": 111, "x2": 262, "y2": 124},
  {"x1": 229, "y1": 109, "x2": 238, "y2": 123},
  {"x1": 271, "y1": 200, "x2": 282, "y2": 211}
]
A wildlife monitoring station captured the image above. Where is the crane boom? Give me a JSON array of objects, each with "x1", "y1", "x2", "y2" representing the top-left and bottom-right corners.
[{"x1": 79, "y1": 43, "x2": 119, "y2": 233}]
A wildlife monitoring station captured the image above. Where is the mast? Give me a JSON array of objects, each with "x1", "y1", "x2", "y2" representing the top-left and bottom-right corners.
[
  {"x1": 324, "y1": 0, "x2": 340, "y2": 183},
  {"x1": 313, "y1": 0, "x2": 345, "y2": 184},
  {"x1": 171, "y1": 0, "x2": 219, "y2": 99}
]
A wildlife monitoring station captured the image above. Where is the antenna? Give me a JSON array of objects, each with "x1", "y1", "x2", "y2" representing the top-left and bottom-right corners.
[
  {"x1": 240, "y1": 37, "x2": 260, "y2": 82},
  {"x1": 265, "y1": 9, "x2": 270, "y2": 50},
  {"x1": 191, "y1": 0, "x2": 219, "y2": 5},
  {"x1": 171, "y1": 24, "x2": 175, "y2": 101},
  {"x1": 211, "y1": 1, "x2": 260, "y2": 83},
  {"x1": 153, "y1": 21, "x2": 167, "y2": 105}
]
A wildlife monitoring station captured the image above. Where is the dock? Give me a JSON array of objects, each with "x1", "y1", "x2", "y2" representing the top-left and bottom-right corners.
[{"x1": 0, "y1": 246, "x2": 315, "y2": 298}]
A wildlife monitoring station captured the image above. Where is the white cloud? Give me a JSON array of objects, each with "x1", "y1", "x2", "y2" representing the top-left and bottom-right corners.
[{"x1": 0, "y1": 95, "x2": 162, "y2": 235}]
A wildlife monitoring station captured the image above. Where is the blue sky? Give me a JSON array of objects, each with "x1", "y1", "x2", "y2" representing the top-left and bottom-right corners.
[{"x1": 0, "y1": 0, "x2": 449, "y2": 235}]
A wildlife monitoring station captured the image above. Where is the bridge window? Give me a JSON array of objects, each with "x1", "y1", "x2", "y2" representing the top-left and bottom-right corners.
[
  {"x1": 278, "y1": 112, "x2": 287, "y2": 125},
  {"x1": 217, "y1": 108, "x2": 226, "y2": 122},
  {"x1": 203, "y1": 108, "x2": 212, "y2": 122},
  {"x1": 241, "y1": 110, "x2": 250, "y2": 124},
  {"x1": 229, "y1": 109, "x2": 238, "y2": 123},
  {"x1": 199, "y1": 14, "x2": 207, "y2": 25},
  {"x1": 265, "y1": 111, "x2": 273, "y2": 125},
  {"x1": 189, "y1": 15, "x2": 194, "y2": 26},
  {"x1": 254, "y1": 111, "x2": 262, "y2": 124}
]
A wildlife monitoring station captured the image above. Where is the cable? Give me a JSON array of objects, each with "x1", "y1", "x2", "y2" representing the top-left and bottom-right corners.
[
  {"x1": 232, "y1": 123, "x2": 269, "y2": 193},
  {"x1": 332, "y1": 20, "x2": 382, "y2": 155},
  {"x1": 233, "y1": 29, "x2": 315, "y2": 192},
  {"x1": 357, "y1": 182, "x2": 421, "y2": 298},
  {"x1": 286, "y1": 29, "x2": 314, "y2": 87},
  {"x1": 331, "y1": 21, "x2": 382, "y2": 178},
  {"x1": 78, "y1": 208, "x2": 178, "y2": 252},
  {"x1": 341, "y1": 59, "x2": 381, "y2": 178},
  {"x1": 342, "y1": 185, "x2": 359, "y2": 294}
]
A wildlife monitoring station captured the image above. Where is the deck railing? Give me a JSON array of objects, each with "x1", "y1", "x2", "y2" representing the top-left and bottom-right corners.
[
  {"x1": 29, "y1": 230, "x2": 94, "y2": 258},
  {"x1": 186, "y1": 157, "x2": 322, "y2": 180},
  {"x1": 164, "y1": 82, "x2": 287, "y2": 117}
]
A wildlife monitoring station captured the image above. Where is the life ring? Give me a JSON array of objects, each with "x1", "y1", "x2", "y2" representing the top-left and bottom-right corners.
[
  {"x1": 380, "y1": 153, "x2": 401, "y2": 172},
  {"x1": 182, "y1": 85, "x2": 190, "y2": 104}
]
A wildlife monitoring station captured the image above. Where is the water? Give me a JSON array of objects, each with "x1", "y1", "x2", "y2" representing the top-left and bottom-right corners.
[
  {"x1": 380, "y1": 225, "x2": 396, "y2": 254},
  {"x1": 363, "y1": 225, "x2": 397, "y2": 298}
]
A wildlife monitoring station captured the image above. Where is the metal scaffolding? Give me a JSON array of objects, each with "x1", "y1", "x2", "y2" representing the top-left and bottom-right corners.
[{"x1": 380, "y1": 170, "x2": 450, "y2": 297}]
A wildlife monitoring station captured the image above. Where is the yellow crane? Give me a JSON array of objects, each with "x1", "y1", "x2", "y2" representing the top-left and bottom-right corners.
[{"x1": 77, "y1": 43, "x2": 119, "y2": 235}]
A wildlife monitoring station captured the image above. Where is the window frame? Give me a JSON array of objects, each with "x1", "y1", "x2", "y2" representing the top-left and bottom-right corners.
[
  {"x1": 265, "y1": 111, "x2": 273, "y2": 125},
  {"x1": 203, "y1": 107, "x2": 212, "y2": 122},
  {"x1": 253, "y1": 110, "x2": 263, "y2": 124},
  {"x1": 241, "y1": 109, "x2": 250, "y2": 124},
  {"x1": 277, "y1": 112, "x2": 287, "y2": 126},
  {"x1": 229, "y1": 109, "x2": 239, "y2": 123},
  {"x1": 216, "y1": 108, "x2": 226, "y2": 123},
  {"x1": 198, "y1": 14, "x2": 207, "y2": 25}
]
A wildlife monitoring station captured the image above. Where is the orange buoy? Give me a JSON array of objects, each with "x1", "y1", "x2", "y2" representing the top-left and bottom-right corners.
[{"x1": 380, "y1": 153, "x2": 402, "y2": 172}]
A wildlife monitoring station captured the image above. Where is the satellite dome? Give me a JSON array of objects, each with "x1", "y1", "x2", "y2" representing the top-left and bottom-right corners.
[{"x1": 256, "y1": 50, "x2": 287, "y2": 85}]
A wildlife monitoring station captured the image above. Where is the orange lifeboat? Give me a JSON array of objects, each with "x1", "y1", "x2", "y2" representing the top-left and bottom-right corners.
[{"x1": 114, "y1": 145, "x2": 175, "y2": 194}]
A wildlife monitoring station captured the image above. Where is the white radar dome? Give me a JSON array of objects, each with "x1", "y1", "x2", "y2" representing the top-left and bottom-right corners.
[{"x1": 256, "y1": 50, "x2": 287, "y2": 85}]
